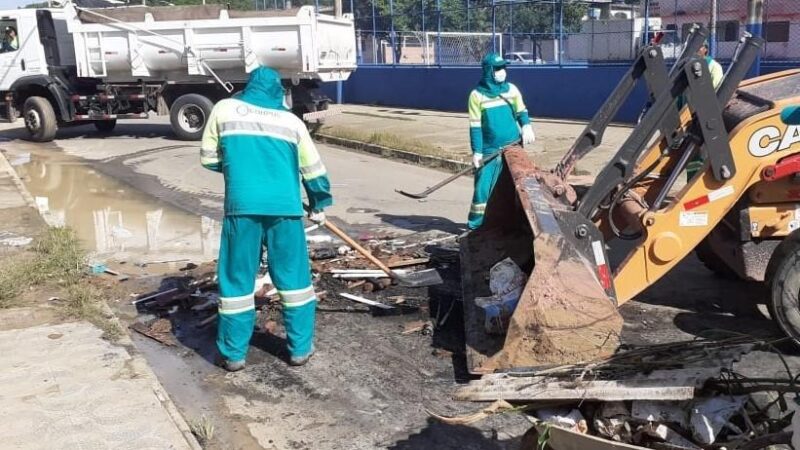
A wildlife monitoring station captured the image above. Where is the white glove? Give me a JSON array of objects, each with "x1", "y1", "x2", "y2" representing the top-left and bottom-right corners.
[
  {"x1": 308, "y1": 210, "x2": 326, "y2": 225},
  {"x1": 472, "y1": 153, "x2": 483, "y2": 169},
  {"x1": 522, "y1": 124, "x2": 536, "y2": 146}
]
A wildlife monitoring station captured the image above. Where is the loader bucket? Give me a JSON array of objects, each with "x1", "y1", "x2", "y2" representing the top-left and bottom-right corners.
[{"x1": 460, "y1": 147, "x2": 623, "y2": 374}]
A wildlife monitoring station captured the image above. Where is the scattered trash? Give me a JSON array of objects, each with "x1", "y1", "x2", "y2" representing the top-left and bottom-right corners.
[
  {"x1": 131, "y1": 318, "x2": 177, "y2": 346},
  {"x1": 310, "y1": 247, "x2": 337, "y2": 260},
  {"x1": 402, "y1": 320, "x2": 432, "y2": 335},
  {"x1": 307, "y1": 234, "x2": 333, "y2": 244},
  {"x1": 447, "y1": 336, "x2": 800, "y2": 450},
  {"x1": 131, "y1": 287, "x2": 180, "y2": 305},
  {"x1": 0, "y1": 235, "x2": 32, "y2": 247},
  {"x1": 196, "y1": 313, "x2": 218, "y2": 328},
  {"x1": 338, "y1": 293, "x2": 394, "y2": 310},
  {"x1": 86, "y1": 262, "x2": 107, "y2": 274},
  {"x1": 689, "y1": 396, "x2": 747, "y2": 445},
  {"x1": 535, "y1": 408, "x2": 588, "y2": 434},
  {"x1": 191, "y1": 294, "x2": 218, "y2": 311},
  {"x1": 474, "y1": 258, "x2": 525, "y2": 334}
]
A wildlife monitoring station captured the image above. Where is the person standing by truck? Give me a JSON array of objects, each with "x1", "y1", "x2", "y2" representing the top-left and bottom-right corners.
[
  {"x1": 467, "y1": 53, "x2": 536, "y2": 230},
  {"x1": 200, "y1": 66, "x2": 332, "y2": 371}
]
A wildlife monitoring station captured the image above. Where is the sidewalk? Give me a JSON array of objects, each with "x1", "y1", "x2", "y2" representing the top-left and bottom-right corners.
[
  {"x1": 0, "y1": 150, "x2": 200, "y2": 450},
  {"x1": 319, "y1": 104, "x2": 633, "y2": 176}
]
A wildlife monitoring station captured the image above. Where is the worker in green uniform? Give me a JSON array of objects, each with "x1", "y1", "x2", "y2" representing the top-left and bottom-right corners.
[
  {"x1": 201, "y1": 66, "x2": 332, "y2": 371},
  {"x1": 467, "y1": 52, "x2": 536, "y2": 230},
  {"x1": 685, "y1": 41, "x2": 724, "y2": 180}
]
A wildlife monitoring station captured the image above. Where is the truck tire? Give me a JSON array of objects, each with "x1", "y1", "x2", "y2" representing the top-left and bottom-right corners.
[
  {"x1": 23, "y1": 96, "x2": 57, "y2": 142},
  {"x1": 768, "y1": 239, "x2": 800, "y2": 346},
  {"x1": 170, "y1": 94, "x2": 214, "y2": 141},
  {"x1": 93, "y1": 120, "x2": 116, "y2": 133}
]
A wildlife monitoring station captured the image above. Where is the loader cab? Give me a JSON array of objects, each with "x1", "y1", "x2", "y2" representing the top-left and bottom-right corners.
[{"x1": 0, "y1": 10, "x2": 46, "y2": 91}]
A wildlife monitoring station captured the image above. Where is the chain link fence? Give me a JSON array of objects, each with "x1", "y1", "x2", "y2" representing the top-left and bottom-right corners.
[{"x1": 248, "y1": 0, "x2": 800, "y2": 66}]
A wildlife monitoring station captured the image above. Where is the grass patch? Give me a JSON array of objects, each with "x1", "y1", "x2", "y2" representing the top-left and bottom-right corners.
[
  {"x1": 190, "y1": 415, "x2": 215, "y2": 445},
  {"x1": 320, "y1": 126, "x2": 466, "y2": 161},
  {"x1": 0, "y1": 227, "x2": 122, "y2": 339}
]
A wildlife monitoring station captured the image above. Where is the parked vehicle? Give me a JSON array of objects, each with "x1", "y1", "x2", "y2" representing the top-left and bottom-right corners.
[{"x1": 0, "y1": 1, "x2": 356, "y2": 142}]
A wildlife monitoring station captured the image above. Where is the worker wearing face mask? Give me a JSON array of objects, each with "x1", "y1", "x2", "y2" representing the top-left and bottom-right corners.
[{"x1": 466, "y1": 52, "x2": 535, "y2": 230}]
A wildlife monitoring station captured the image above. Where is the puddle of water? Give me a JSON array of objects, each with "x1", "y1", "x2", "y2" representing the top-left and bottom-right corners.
[{"x1": 15, "y1": 152, "x2": 220, "y2": 262}]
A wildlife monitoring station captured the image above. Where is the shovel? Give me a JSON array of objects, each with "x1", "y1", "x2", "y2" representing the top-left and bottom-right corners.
[
  {"x1": 303, "y1": 205, "x2": 443, "y2": 288},
  {"x1": 395, "y1": 151, "x2": 503, "y2": 200}
]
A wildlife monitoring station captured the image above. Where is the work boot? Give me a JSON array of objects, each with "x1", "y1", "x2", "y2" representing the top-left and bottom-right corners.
[
  {"x1": 214, "y1": 353, "x2": 246, "y2": 372},
  {"x1": 288, "y1": 345, "x2": 315, "y2": 367}
]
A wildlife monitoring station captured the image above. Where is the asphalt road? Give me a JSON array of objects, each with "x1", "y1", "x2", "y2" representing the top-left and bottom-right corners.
[{"x1": 0, "y1": 117, "x2": 472, "y2": 234}]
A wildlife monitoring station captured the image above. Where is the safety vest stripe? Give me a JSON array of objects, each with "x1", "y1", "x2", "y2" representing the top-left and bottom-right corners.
[
  {"x1": 220, "y1": 121, "x2": 298, "y2": 144},
  {"x1": 219, "y1": 305, "x2": 255, "y2": 315},
  {"x1": 219, "y1": 293, "x2": 255, "y2": 314},
  {"x1": 470, "y1": 203, "x2": 486, "y2": 214},
  {"x1": 279, "y1": 286, "x2": 315, "y2": 305},
  {"x1": 283, "y1": 296, "x2": 316, "y2": 309},
  {"x1": 300, "y1": 160, "x2": 326, "y2": 178}
]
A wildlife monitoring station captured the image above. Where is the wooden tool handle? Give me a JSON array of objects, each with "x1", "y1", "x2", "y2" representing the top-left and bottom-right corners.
[{"x1": 322, "y1": 220, "x2": 394, "y2": 276}]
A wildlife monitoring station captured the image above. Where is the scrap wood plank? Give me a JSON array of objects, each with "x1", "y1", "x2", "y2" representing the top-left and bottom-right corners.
[{"x1": 454, "y1": 375, "x2": 697, "y2": 402}]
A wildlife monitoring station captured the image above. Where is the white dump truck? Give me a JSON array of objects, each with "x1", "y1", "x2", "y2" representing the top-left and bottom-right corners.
[{"x1": 0, "y1": 1, "x2": 356, "y2": 142}]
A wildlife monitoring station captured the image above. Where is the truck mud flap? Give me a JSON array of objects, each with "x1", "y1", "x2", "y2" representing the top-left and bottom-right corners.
[{"x1": 460, "y1": 147, "x2": 623, "y2": 374}]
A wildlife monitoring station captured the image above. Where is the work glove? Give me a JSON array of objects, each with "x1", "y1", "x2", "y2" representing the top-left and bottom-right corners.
[
  {"x1": 308, "y1": 210, "x2": 326, "y2": 225},
  {"x1": 472, "y1": 153, "x2": 484, "y2": 169},
  {"x1": 521, "y1": 124, "x2": 536, "y2": 146}
]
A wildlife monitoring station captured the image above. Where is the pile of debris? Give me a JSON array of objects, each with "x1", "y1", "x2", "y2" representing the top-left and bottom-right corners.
[
  {"x1": 126, "y1": 227, "x2": 456, "y2": 341},
  {"x1": 447, "y1": 337, "x2": 799, "y2": 450}
]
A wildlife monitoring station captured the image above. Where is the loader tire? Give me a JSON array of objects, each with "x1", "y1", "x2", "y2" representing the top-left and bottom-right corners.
[
  {"x1": 170, "y1": 94, "x2": 213, "y2": 141},
  {"x1": 695, "y1": 239, "x2": 738, "y2": 280},
  {"x1": 23, "y1": 96, "x2": 57, "y2": 142},
  {"x1": 93, "y1": 120, "x2": 117, "y2": 133},
  {"x1": 769, "y1": 240, "x2": 800, "y2": 346}
]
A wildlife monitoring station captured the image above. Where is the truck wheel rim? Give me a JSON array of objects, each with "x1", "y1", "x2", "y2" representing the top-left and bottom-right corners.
[
  {"x1": 178, "y1": 105, "x2": 205, "y2": 133},
  {"x1": 25, "y1": 110, "x2": 40, "y2": 132}
]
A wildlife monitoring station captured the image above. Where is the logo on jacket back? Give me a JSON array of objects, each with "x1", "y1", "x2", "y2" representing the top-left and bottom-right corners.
[{"x1": 749, "y1": 125, "x2": 800, "y2": 157}]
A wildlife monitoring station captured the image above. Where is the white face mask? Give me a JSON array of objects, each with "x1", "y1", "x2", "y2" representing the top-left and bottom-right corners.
[{"x1": 493, "y1": 69, "x2": 507, "y2": 84}]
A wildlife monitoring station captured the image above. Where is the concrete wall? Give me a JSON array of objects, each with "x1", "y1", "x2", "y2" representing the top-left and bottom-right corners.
[
  {"x1": 324, "y1": 65, "x2": 648, "y2": 122},
  {"x1": 323, "y1": 62, "x2": 799, "y2": 123}
]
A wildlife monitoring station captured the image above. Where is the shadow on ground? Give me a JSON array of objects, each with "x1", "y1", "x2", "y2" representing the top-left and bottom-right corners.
[
  {"x1": 386, "y1": 418, "x2": 523, "y2": 450},
  {"x1": 0, "y1": 122, "x2": 177, "y2": 141},
  {"x1": 376, "y1": 213, "x2": 466, "y2": 234},
  {"x1": 621, "y1": 255, "x2": 783, "y2": 346}
]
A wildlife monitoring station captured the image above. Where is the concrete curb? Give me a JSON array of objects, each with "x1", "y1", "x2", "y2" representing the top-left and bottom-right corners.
[
  {"x1": 315, "y1": 133, "x2": 471, "y2": 174},
  {"x1": 0, "y1": 149, "x2": 37, "y2": 210}
]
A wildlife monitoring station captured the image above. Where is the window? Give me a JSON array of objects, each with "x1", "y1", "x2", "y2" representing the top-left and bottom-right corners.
[
  {"x1": 0, "y1": 18, "x2": 18, "y2": 54},
  {"x1": 716, "y1": 20, "x2": 739, "y2": 42},
  {"x1": 764, "y1": 21, "x2": 790, "y2": 43}
]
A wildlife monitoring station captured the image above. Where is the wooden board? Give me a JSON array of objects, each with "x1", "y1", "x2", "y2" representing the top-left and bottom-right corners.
[{"x1": 455, "y1": 375, "x2": 697, "y2": 402}]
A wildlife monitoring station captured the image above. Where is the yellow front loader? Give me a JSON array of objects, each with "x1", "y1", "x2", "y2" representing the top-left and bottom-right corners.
[{"x1": 461, "y1": 26, "x2": 800, "y2": 374}]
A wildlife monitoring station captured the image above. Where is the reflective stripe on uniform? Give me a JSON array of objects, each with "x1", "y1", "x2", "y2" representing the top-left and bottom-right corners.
[
  {"x1": 470, "y1": 203, "x2": 486, "y2": 215},
  {"x1": 219, "y1": 293, "x2": 255, "y2": 315},
  {"x1": 219, "y1": 121, "x2": 298, "y2": 144},
  {"x1": 279, "y1": 286, "x2": 316, "y2": 308},
  {"x1": 469, "y1": 121, "x2": 481, "y2": 128},
  {"x1": 300, "y1": 159, "x2": 326, "y2": 180}
]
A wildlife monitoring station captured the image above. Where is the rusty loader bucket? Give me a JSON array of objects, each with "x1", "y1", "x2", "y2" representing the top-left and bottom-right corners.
[{"x1": 460, "y1": 147, "x2": 623, "y2": 374}]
